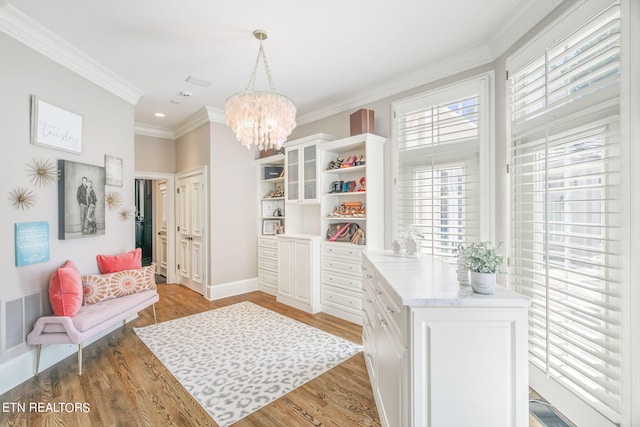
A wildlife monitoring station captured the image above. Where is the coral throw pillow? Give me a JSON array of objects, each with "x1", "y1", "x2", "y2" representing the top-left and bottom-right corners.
[
  {"x1": 82, "y1": 263, "x2": 156, "y2": 305},
  {"x1": 49, "y1": 260, "x2": 83, "y2": 316},
  {"x1": 96, "y1": 248, "x2": 142, "y2": 274}
]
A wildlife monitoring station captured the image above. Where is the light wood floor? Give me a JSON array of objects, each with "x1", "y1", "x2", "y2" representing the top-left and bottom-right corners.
[
  {"x1": 1, "y1": 284, "x2": 562, "y2": 426},
  {"x1": 1, "y1": 285, "x2": 378, "y2": 427}
]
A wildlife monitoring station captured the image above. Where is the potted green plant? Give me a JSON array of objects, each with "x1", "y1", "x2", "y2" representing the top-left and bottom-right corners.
[{"x1": 458, "y1": 241, "x2": 504, "y2": 294}]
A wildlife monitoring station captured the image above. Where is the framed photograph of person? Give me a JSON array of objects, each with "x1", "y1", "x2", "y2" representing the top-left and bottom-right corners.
[
  {"x1": 57, "y1": 160, "x2": 105, "y2": 239},
  {"x1": 30, "y1": 96, "x2": 83, "y2": 154}
]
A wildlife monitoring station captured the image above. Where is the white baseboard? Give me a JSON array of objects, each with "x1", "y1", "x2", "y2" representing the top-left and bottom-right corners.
[
  {"x1": 0, "y1": 314, "x2": 138, "y2": 396},
  {"x1": 206, "y1": 277, "x2": 259, "y2": 300}
]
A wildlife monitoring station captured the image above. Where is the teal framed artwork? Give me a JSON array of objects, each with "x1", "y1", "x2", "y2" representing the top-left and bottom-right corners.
[{"x1": 15, "y1": 221, "x2": 50, "y2": 267}]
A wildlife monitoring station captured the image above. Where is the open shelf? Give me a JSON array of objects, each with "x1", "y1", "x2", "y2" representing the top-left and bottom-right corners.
[
  {"x1": 322, "y1": 164, "x2": 366, "y2": 174},
  {"x1": 324, "y1": 191, "x2": 366, "y2": 197}
]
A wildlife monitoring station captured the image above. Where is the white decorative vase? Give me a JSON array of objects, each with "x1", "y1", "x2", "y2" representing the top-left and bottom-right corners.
[
  {"x1": 404, "y1": 238, "x2": 417, "y2": 256},
  {"x1": 392, "y1": 239, "x2": 403, "y2": 255},
  {"x1": 469, "y1": 271, "x2": 496, "y2": 294}
]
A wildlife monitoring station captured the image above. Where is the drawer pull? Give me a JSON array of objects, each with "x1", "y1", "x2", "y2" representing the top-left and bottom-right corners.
[
  {"x1": 375, "y1": 289, "x2": 383, "y2": 295},
  {"x1": 367, "y1": 299, "x2": 373, "y2": 304},
  {"x1": 380, "y1": 319, "x2": 388, "y2": 327},
  {"x1": 386, "y1": 306, "x2": 395, "y2": 314}
]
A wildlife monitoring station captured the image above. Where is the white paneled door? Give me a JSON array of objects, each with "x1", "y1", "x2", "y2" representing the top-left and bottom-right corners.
[{"x1": 176, "y1": 168, "x2": 207, "y2": 295}]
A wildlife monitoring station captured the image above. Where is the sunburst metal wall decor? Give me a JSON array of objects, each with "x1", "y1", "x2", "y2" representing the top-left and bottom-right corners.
[
  {"x1": 119, "y1": 207, "x2": 133, "y2": 221},
  {"x1": 105, "y1": 191, "x2": 121, "y2": 211},
  {"x1": 26, "y1": 158, "x2": 57, "y2": 187},
  {"x1": 9, "y1": 187, "x2": 36, "y2": 210}
]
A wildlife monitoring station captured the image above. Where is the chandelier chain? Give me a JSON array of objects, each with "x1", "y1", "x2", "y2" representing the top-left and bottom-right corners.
[{"x1": 245, "y1": 40, "x2": 276, "y2": 93}]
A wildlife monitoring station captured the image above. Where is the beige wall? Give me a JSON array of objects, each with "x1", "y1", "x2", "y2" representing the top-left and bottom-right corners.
[
  {"x1": 209, "y1": 122, "x2": 257, "y2": 286},
  {"x1": 176, "y1": 123, "x2": 211, "y2": 172},
  {"x1": 134, "y1": 134, "x2": 176, "y2": 174},
  {"x1": 0, "y1": 32, "x2": 136, "y2": 299},
  {"x1": 172, "y1": 121, "x2": 258, "y2": 289},
  {"x1": 0, "y1": 31, "x2": 136, "y2": 369}
]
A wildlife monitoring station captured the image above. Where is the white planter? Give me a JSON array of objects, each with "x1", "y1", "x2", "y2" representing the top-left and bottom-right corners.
[{"x1": 469, "y1": 271, "x2": 496, "y2": 294}]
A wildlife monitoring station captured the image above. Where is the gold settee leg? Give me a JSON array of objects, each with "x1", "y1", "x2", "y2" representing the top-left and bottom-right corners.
[
  {"x1": 35, "y1": 344, "x2": 41, "y2": 376},
  {"x1": 78, "y1": 343, "x2": 83, "y2": 376}
]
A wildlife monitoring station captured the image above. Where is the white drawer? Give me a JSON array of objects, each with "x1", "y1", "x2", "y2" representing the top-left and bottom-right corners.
[
  {"x1": 258, "y1": 258, "x2": 278, "y2": 272},
  {"x1": 322, "y1": 244, "x2": 363, "y2": 260},
  {"x1": 321, "y1": 270, "x2": 362, "y2": 291},
  {"x1": 322, "y1": 286, "x2": 362, "y2": 314},
  {"x1": 258, "y1": 269, "x2": 278, "y2": 286},
  {"x1": 258, "y1": 247, "x2": 277, "y2": 259},
  {"x1": 374, "y1": 280, "x2": 404, "y2": 342},
  {"x1": 259, "y1": 237, "x2": 279, "y2": 248},
  {"x1": 362, "y1": 305, "x2": 375, "y2": 331},
  {"x1": 362, "y1": 286, "x2": 377, "y2": 320},
  {"x1": 322, "y1": 258, "x2": 362, "y2": 276}
]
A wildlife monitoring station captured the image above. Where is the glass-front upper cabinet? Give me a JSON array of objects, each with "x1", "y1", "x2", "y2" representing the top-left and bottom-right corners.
[
  {"x1": 303, "y1": 144, "x2": 317, "y2": 201},
  {"x1": 285, "y1": 136, "x2": 332, "y2": 204},
  {"x1": 286, "y1": 147, "x2": 299, "y2": 202},
  {"x1": 286, "y1": 142, "x2": 318, "y2": 204}
]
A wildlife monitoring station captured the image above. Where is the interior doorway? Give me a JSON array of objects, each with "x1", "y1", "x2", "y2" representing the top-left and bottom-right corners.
[
  {"x1": 135, "y1": 179, "x2": 154, "y2": 267},
  {"x1": 134, "y1": 172, "x2": 177, "y2": 284}
]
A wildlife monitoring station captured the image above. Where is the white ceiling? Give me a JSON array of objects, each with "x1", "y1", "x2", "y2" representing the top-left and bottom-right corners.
[{"x1": 3, "y1": 0, "x2": 562, "y2": 135}]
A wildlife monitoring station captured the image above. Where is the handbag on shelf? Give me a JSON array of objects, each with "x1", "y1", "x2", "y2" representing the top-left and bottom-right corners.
[{"x1": 326, "y1": 222, "x2": 362, "y2": 243}]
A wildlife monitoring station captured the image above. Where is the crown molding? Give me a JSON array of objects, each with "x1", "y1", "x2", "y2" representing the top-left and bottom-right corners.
[
  {"x1": 296, "y1": 1, "x2": 564, "y2": 125},
  {"x1": 173, "y1": 106, "x2": 224, "y2": 139},
  {"x1": 134, "y1": 123, "x2": 175, "y2": 140},
  {"x1": 0, "y1": 4, "x2": 143, "y2": 105},
  {"x1": 487, "y1": 0, "x2": 565, "y2": 58},
  {"x1": 297, "y1": 44, "x2": 494, "y2": 125}
]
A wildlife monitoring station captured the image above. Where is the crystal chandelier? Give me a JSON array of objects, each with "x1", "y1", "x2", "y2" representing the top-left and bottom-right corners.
[{"x1": 225, "y1": 30, "x2": 297, "y2": 151}]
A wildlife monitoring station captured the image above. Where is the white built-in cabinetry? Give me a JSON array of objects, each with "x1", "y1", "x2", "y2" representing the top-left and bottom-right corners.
[
  {"x1": 256, "y1": 154, "x2": 286, "y2": 295},
  {"x1": 363, "y1": 251, "x2": 531, "y2": 427},
  {"x1": 257, "y1": 237, "x2": 278, "y2": 295},
  {"x1": 318, "y1": 134, "x2": 386, "y2": 324},
  {"x1": 255, "y1": 133, "x2": 385, "y2": 321},
  {"x1": 276, "y1": 235, "x2": 320, "y2": 313},
  {"x1": 285, "y1": 137, "x2": 325, "y2": 204}
]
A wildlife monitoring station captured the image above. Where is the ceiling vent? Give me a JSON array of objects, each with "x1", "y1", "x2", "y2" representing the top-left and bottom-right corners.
[{"x1": 185, "y1": 76, "x2": 212, "y2": 88}]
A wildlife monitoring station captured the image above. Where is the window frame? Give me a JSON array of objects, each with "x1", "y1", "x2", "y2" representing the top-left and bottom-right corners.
[
  {"x1": 506, "y1": 1, "x2": 628, "y2": 425},
  {"x1": 391, "y1": 72, "x2": 495, "y2": 257}
]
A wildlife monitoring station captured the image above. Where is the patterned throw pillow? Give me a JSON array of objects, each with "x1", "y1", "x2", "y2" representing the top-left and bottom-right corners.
[{"x1": 82, "y1": 263, "x2": 156, "y2": 305}]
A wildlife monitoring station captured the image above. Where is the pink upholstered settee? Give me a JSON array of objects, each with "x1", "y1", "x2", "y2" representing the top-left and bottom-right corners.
[
  {"x1": 26, "y1": 259, "x2": 159, "y2": 376},
  {"x1": 27, "y1": 290, "x2": 158, "y2": 375}
]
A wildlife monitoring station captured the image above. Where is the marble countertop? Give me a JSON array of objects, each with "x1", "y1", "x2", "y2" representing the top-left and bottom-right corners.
[{"x1": 364, "y1": 250, "x2": 531, "y2": 308}]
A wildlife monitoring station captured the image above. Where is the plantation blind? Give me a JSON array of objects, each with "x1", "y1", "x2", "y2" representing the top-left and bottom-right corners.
[
  {"x1": 394, "y1": 78, "x2": 487, "y2": 263},
  {"x1": 509, "y1": 2, "x2": 622, "y2": 423}
]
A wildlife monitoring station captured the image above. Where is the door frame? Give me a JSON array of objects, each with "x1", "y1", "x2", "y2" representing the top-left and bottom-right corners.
[
  {"x1": 134, "y1": 171, "x2": 177, "y2": 284},
  {"x1": 175, "y1": 166, "x2": 209, "y2": 297}
]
